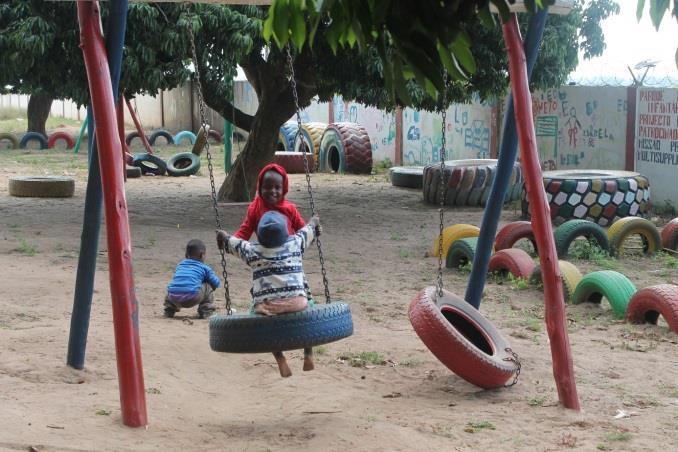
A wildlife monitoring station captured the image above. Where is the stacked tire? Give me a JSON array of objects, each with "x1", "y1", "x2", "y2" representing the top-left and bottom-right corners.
[
  {"x1": 522, "y1": 170, "x2": 650, "y2": 226},
  {"x1": 318, "y1": 123, "x2": 372, "y2": 174},
  {"x1": 422, "y1": 159, "x2": 522, "y2": 207}
]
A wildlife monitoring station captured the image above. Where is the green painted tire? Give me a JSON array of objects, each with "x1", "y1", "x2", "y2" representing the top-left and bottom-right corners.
[
  {"x1": 554, "y1": 219, "x2": 610, "y2": 258},
  {"x1": 445, "y1": 237, "x2": 477, "y2": 270},
  {"x1": 572, "y1": 270, "x2": 637, "y2": 319}
]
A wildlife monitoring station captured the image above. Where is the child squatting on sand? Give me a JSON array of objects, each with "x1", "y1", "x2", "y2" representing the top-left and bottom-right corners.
[
  {"x1": 165, "y1": 239, "x2": 220, "y2": 319},
  {"x1": 217, "y1": 211, "x2": 321, "y2": 378}
]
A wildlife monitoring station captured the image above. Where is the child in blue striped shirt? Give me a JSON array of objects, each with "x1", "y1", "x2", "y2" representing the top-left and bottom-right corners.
[
  {"x1": 165, "y1": 239, "x2": 220, "y2": 319},
  {"x1": 217, "y1": 211, "x2": 321, "y2": 377}
]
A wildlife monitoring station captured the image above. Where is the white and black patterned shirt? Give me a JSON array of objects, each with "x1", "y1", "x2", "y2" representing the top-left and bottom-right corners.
[{"x1": 225, "y1": 224, "x2": 315, "y2": 304}]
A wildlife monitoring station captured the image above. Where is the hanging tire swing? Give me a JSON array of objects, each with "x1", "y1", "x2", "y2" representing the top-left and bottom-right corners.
[
  {"x1": 184, "y1": 37, "x2": 353, "y2": 354},
  {"x1": 408, "y1": 71, "x2": 520, "y2": 389}
]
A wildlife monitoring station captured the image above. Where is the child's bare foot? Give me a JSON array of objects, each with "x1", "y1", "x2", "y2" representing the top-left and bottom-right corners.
[
  {"x1": 303, "y1": 356, "x2": 315, "y2": 371},
  {"x1": 275, "y1": 355, "x2": 292, "y2": 378}
]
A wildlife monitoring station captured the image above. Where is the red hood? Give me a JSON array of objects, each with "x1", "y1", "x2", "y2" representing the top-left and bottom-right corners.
[{"x1": 256, "y1": 163, "x2": 289, "y2": 201}]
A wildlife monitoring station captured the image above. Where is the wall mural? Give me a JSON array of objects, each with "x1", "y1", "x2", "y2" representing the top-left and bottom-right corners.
[
  {"x1": 402, "y1": 99, "x2": 492, "y2": 166},
  {"x1": 332, "y1": 97, "x2": 396, "y2": 162},
  {"x1": 531, "y1": 86, "x2": 628, "y2": 171}
]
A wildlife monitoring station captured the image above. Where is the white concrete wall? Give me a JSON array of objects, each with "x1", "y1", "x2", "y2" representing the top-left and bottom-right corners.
[
  {"x1": 531, "y1": 86, "x2": 628, "y2": 171},
  {"x1": 331, "y1": 97, "x2": 396, "y2": 162},
  {"x1": 635, "y1": 87, "x2": 678, "y2": 206}
]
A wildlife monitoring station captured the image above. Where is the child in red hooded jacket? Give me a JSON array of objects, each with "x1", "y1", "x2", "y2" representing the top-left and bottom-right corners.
[{"x1": 233, "y1": 163, "x2": 306, "y2": 240}]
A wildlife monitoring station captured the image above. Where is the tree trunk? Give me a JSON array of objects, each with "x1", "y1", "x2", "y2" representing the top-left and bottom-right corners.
[
  {"x1": 27, "y1": 93, "x2": 53, "y2": 136},
  {"x1": 217, "y1": 97, "x2": 293, "y2": 201}
]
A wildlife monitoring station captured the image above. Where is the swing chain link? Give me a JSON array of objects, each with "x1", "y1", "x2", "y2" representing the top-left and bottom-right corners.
[
  {"x1": 436, "y1": 71, "x2": 449, "y2": 299},
  {"x1": 286, "y1": 45, "x2": 331, "y2": 304},
  {"x1": 503, "y1": 347, "x2": 522, "y2": 387},
  {"x1": 188, "y1": 21, "x2": 232, "y2": 315}
]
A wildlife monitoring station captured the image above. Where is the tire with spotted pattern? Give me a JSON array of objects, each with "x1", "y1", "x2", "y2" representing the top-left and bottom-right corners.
[
  {"x1": 521, "y1": 170, "x2": 650, "y2": 226},
  {"x1": 408, "y1": 287, "x2": 519, "y2": 389},
  {"x1": 318, "y1": 123, "x2": 372, "y2": 174}
]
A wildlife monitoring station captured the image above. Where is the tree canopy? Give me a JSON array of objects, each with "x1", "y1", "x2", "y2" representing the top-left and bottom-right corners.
[{"x1": 1, "y1": 0, "x2": 623, "y2": 201}]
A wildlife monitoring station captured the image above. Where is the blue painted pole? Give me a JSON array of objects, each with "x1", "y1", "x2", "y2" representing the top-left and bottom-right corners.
[
  {"x1": 465, "y1": 9, "x2": 548, "y2": 309},
  {"x1": 68, "y1": 0, "x2": 128, "y2": 369}
]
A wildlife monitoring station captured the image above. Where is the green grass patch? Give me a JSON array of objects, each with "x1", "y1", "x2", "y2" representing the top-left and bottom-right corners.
[
  {"x1": 338, "y1": 351, "x2": 387, "y2": 367},
  {"x1": 464, "y1": 420, "x2": 495, "y2": 433}
]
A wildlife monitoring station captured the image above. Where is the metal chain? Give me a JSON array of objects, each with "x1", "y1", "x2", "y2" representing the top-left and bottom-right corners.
[
  {"x1": 436, "y1": 71, "x2": 449, "y2": 299},
  {"x1": 503, "y1": 348, "x2": 522, "y2": 387},
  {"x1": 188, "y1": 22, "x2": 232, "y2": 315},
  {"x1": 286, "y1": 45, "x2": 331, "y2": 303}
]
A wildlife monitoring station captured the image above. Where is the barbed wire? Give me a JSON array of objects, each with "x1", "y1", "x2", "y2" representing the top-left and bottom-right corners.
[{"x1": 567, "y1": 74, "x2": 678, "y2": 87}]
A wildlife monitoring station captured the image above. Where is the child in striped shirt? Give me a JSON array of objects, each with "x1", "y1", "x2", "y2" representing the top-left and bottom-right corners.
[{"x1": 217, "y1": 211, "x2": 321, "y2": 377}]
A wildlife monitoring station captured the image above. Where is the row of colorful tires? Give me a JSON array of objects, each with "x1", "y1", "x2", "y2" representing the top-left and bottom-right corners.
[
  {"x1": 389, "y1": 159, "x2": 524, "y2": 207},
  {"x1": 0, "y1": 129, "x2": 221, "y2": 150},
  {"x1": 432, "y1": 217, "x2": 678, "y2": 264},
  {"x1": 0, "y1": 131, "x2": 77, "y2": 150},
  {"x1": 274, "y1": 121, "x2": 373, "y2": 175},
  {"x1": 436, "y1": 220, "x2": 678, "y2": 332}
]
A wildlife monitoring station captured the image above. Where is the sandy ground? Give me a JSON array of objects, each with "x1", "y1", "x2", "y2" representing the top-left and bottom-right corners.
[{"x1": 0, "y1": 143, "x2": 677, "y2": 452}]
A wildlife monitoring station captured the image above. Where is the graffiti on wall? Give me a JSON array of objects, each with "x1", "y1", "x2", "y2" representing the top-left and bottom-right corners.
[
  {"x1": 332, "y1": 97, "x2": 396, "y2": 162},
  {"x1": 531, "y1": 86, "x2": 627, "y2": 171},
  {"x1": 635, "y1": 87, "x2": 678, "y2": 204},
  {"x1": 402, "y1": 100, "x2": 492, "y2": 165}
]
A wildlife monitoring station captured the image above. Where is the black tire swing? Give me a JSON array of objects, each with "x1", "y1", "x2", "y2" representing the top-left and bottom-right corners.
[{"x1": 186, "y1": 30, "x2": 353, "y2": 353}]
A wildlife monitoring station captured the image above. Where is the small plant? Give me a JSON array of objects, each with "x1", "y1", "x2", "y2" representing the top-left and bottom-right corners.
[
  {"x1": 95, "y1": 409, "x2": 111, "y2": 416},
  {"x1": 527, "y1": 396, "x2": 546, "y2": 406},
  {"x1": 314, "y1": 345, "x2": 327, "y2": 356},
  {"x1": 339, "y1": 351, "x2": 386, "y2": 367},
  {"x1": 458, "y1": 262, "x2": 472, "y2": 273},
  {"x1": 399, "y1": 248, "x2": 410, "y2": 259},
  {"x1": 652, "y1": 199, "x2": 676, "y2": 216},
  {"x1": 390, "y1": 232, "x2": 403, "y2": 241},
  {"x1": 570, "y1": 240, "x2": 609, "y2": 260},
  {"x1": 399, "y1": 358, "x2": 421, "y2": 367},
  {"x1": 464, "y1": 420, "x2": 495, "y2": 433},
  {"x1": 15, "y1": 239, "x2": 36, "y2": 256},
  {"x1": 596, "y1": 445, "x2": 612, "y2": 451},
  {"x1": 508, "y1": 273, "x2": 530, "y2": 290},
  {"x1": 605, "y1": 431, "x2": 632, "y2": 442},
  {"x1": 145, "y1": 387, "x2": 161, "y2": 394}
]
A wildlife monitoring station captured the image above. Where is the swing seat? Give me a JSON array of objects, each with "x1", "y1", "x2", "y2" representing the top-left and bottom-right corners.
[
  {"x1": 408, "y1": 287, "x2": 518, "y2": 389},
  {"x1": 209, "y1": 302, "x2": 353, "y2": 353}
]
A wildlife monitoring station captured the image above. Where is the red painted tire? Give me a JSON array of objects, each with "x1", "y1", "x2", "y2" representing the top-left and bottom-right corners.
[
  {"x1": 408, "y1": 287, "x2": 519, "y2": 389},
  {"x1": 626, "y1": 284, "x2": 678, "y2": 333},
  {"x1": 208, "y1": 129, "x2": 222, "y2": 143},
  {"x1": 494, "y1": 221, "x2": 537, "y2": 253},
  {"x1": 661, "y1": 218, "x2": 678, "y2": 251},
  {"x1": 318, "y1": 123, "x2": 372, "y2": 174},
  {"x1": 273, "y1": 151, "x2": 314, "y2": 174},
  {"x1": 488, "y1": 249, "x2": 535, "y2": 279},
  {"x1": 47, "y1": 131, "x2": 75, "y2": 149}
]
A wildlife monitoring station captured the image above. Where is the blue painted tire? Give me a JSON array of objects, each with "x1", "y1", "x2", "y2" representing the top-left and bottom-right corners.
[
  {"x1": 167, "y1": 152, "x2": 200, "y2": 177},
  {"x1": 148, "y1": 129, "x2": 174, "y2": 145},
  {"x1": 173, "y1": 130, "x2": 196, "y2": 146},
  {"x1": 19, "y1": 132, "x2": 48, "y2": 150},
  {"x1": 209, "y1": 303, "x2": 353, "y2": 353},
  {"x1": 277, "y1": 122, "x2": 299, "y2": 153},
  {"x1": 132, "y1": 152, "x2": 167, "y2": 176}
]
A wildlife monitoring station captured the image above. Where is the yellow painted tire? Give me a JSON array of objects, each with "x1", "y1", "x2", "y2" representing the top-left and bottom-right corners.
[
  {"x1": 192, "y1": 125, "x2": 210, "y2": 156},
  {"x1": 530, "y1": 260, "x2": 583, "y2": 302},
  {"x1": 607, "y1": 216, "x2": 661, "y2": 257},
  {"x1": 429, "y1": 224, "x2": 480, "y2": 258},
  {"x1": 295, "y1": 122, "x2": 327, "y2": 162}
]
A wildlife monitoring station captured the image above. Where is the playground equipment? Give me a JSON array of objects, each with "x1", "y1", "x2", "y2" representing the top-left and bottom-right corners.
[
  {"x1": 8, "y1": 176, "x2": 75, "y2": 198},
  {"x1": 173, "y1": 27, "x2": 354, "y2": 352},
  {"x1": 626, "y1": 284, "x2": 678, "y2": 333},
  {"x1": 19, "y1": 132, "x2": 48, "y2": 149},
  {"x1": 389, "y1": 166, "x2": 425, "y2": 189},
  {"x1": 662, "y1": 218, "x2": 678, "y2": 251},
  {"x1": 607, "y1": 216, "x2": 662, "y2": 256},
  {"x1": 0, "y1": 132, "x2": 20, "y2": 149},
  {"x1": 318, "y1": 122, "x2": 373, "y2": 174},
  {"x1": 47, "y1": 131, "x2": 76, "y2": 149},
  {"x1": 553, "y1": 219, "x2": 610, "y2": 258},
  {"x1": 409, "y1": 71, "x2": 520, "y2": 389},
  {"x1": 522, "y1": 169, "x2": 651, "y2": 226}
]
